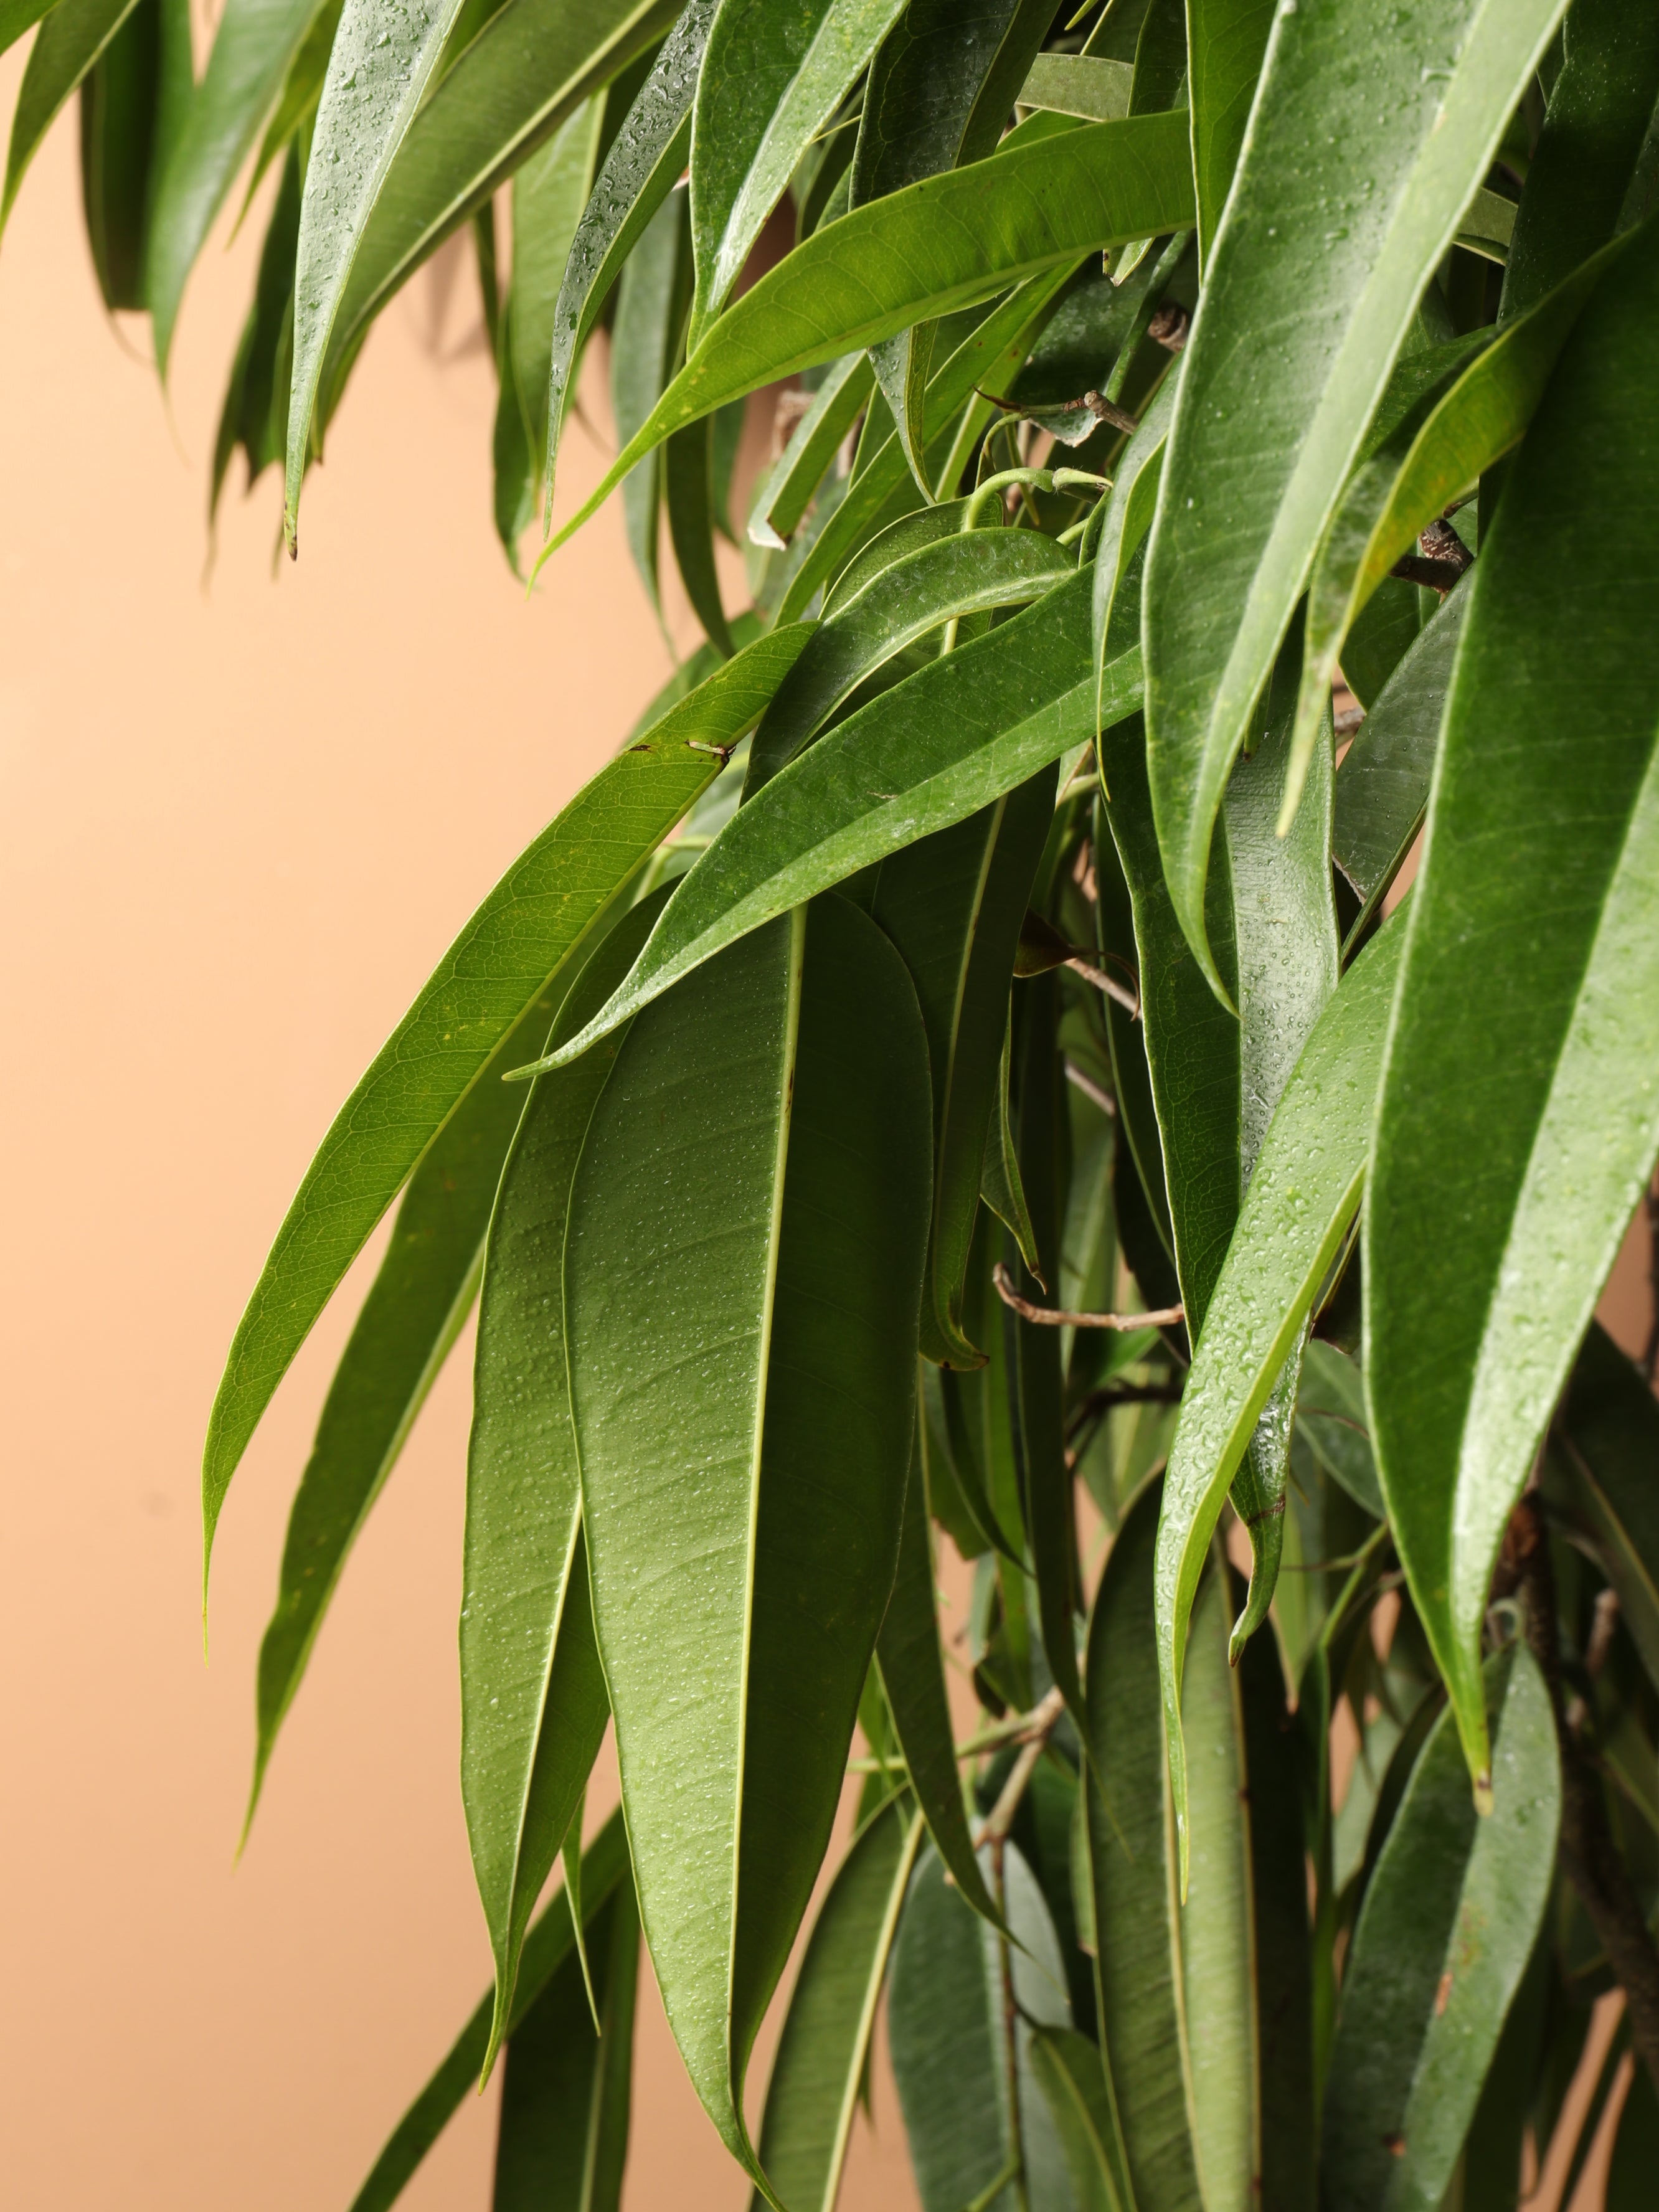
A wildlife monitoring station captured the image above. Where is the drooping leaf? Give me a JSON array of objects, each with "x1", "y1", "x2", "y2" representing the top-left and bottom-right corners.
[
  {"x1": 746, "y1": 351, "x2": 872, "y2": 549},
  {"x1": 1320, "y1": 1645, "x2": 1561, "y2": 2212},
  {"x1": 346, "y1": 1810, "x2": 632, "y2": 2212},
  {"x1": 889, "y1": 1840, "x2": 1074, "y2": 2212},
  {"x1": 1542, "y1": 1323, "x2": 1659, "y2": 1702},
  {"x1": 1295, "y1": 1340, "x2": 1383, "y2": 1521},
  {"x1": 1329, "y1": 583, "x2": 1468, "y2": 944},
  {"x1": 1153, "y1": 918, "x2": 1404, "y2": 1872},
  {"x1": 1028, "y1": 2028, "x2": 1125, "y2": 2212},
  {"x1": 536, "y1": 112, "x2": 1198, "y2": 567},
  {"x1": 1090, "y1": 374, "x2": 1173, "y2": 706},
  {"x1": 1143, "y1": 0, "x2": 1567, "y2": 985},
  {"x1": 2, "y1": 0, "x2": 142, "y2": 232},
  {"x1": 565, "y1": 896, "x2": 930, "y2": 2178},
  {"x1": 508, "y1": 95, "x2": 605, "y2": 474},
  {"x1": 0, "y1": 0, "x2": 59, "y2": 63},
  {"x1": 1499, "y1": 0, "x2": 1659, "y2": 324},
  {"x1": 493, "y1": 1874, "x2": 640, "y2": 2212},
  {"x1": 201, "y1": 624, "x2": 810, "y2": 1598},
  {"x1": 146, "y1": 0, "x2": 329, "y2": 372},
  {"x1": 530, "y1": 567, "x2": 1141, "y2": 1074},
  {"x1": 666, "y1": 409, "x2": 738, "y2": 655},
  {"x1": 1287, "y1": 239, "x2": 1626, "y2": 826},
  {"x1": 688, "y1": 0, "x2": 906, "y2": 352},
  {"x1": 543, "y1": 0, "x2": 714, "y2": 521},
  {"x1": 749, "y1": 1793, "x2": 925, "y2": 2212},
  {"x1": 611, "y1": 183, "x2": 688, "y2": 608},
  {"x1": 236, "y1": 0, "x2": 343, "y2": 222},
  {"x1": 1184, "y1": 0, "x2": 1272, "y2": 268},
  {"x1": 284, "y1": 0, "x2": 671, "y2": 548},
  {"x1": 876, "y1": 1437, "x2": 1007, "y2": 1932},
  {"x1": 1367, "y1": 217, "x2": 1659, "y2": 1793},
  {"x1": 981, "y1": 1005, "x2": 1041, "y2": 1287},
  {"x1": 78, "y1": 0, "x2": 189, "y2": 312},
  {"x1": 463, "y1": 891, "x2": 669, "y2": 2074}
]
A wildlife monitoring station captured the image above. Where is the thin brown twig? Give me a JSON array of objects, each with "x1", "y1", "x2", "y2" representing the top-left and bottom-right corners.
[
  {"x1": 993, "y1": 1262, "x2": 1182, "y2": 1332},
  {"x1": 1063, "y1": 1060, "x2": 1118, "y2": 1118},
  {"x1": 1065, "y1": 953, "x2": 1140, "y2": 1016},
  {"x1": 976, "y1": 1688, "x2": 1067, "y2": 1845}
]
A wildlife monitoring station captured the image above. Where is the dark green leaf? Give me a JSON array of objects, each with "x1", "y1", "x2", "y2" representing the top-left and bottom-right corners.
[
  {"x1": 666, "y1": 409, "x2": 737, "y2": 655},
  {"x1": 1028, "y1": 2028, "x2": 1124, "y2": 2212},
  {"x1": 1295, "y1": 1341, "x2": 1383, "y2": 1520},
  {"x1": 1319, "y1": 1645, "x2": 1561, "y2": 2212},
  {"x1": 611, "y1": 183, "x2": 688, "y2": 607},
  {"x1": 1543, "y1": 1323, "x2": 1659, "y2": 1701},
  {"x1": 566, "y1": 896, "x2": 930, "y2": 2177},
  {"x1": 1368, "y1": 217, "x2": 1659, "y2": 1793},
  {"x1": 1143, "y1": 0, "x2": 1567, "y2": 985},
  {"x1": 0, "y1": 0, "x2": 60, "y2": 63},
  {"x1": 202, "y1": 623, "x2": 810, "y2": 1596},
  {"x1": 1609, "y1": 2061, "x2": 1659, "y2": 2212},
  {"x1": 4, "y1": 0, "x2": 142, "y2": 232},
  {"x1": 1186, "y1": 0, "x2": 1273, "y2": 268},
  {"x1": 1239, "y1": 1619, "x2": 1315, "y2": 2212},
  {"x1": 508, "y1": 95, "x2": 605, "y2": 471}
]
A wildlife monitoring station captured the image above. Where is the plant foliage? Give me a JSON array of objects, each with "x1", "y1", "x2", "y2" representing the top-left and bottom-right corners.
[{"x1": 16, "y1": 0, "x2": 1659, "y2": 2200}]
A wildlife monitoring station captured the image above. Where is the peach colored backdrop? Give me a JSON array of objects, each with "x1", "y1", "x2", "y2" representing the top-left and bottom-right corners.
[{"x1": 0, "y1": 56, "x2": 1651, "y2": 2212}]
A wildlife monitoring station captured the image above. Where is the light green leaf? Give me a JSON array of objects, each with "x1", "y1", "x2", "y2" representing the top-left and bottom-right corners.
[
  {"x1": 611, "y1": 184, "x2": 688, "y2": 608},
  {"x1": 463, "y1": 892, "x2": 668, "y2": 2076},
  {"x1": 747, "y1": 351, "x2": 871, "y2": 549},
  {"x1": 201, "y1": 623, "x2": 810, "y2": 1601},
  {"x1": 236, "y1": 0, "x2": 343, "y2": 227},
  {"x1": 346, "y1": 1809, "x2": 631, "y2": 2212},
  {"x1": 508, "y1": 95, "x2": 605, "y2": 471},
  {"x1": 285, "y1": 0, "x2": 671, "y2": 547},
  {"x1": 566, "y1": 896, "x2": 930, "y2": 2180},
  {"x1": 492, "y1": 1873, "x2": 640, "y2": 2212},
  {"x1": 1499, "y1": 0, "x2": 1659, "y2": 324},
  {"x1": 544, "y1": 0, "x2": 714, "y2": 521},
  {"x1": 1286, "y1": 240, "x2": 1625, "y2": 830},
  {"x1": 1020, "y1": 53, "x2": 1132, "y2": 123},
  {"x1": 1143, "y1": 0, "x2": 1567, "y2": 985},
  {"x1": 1152, "y1": 917, "x2": 1404, "y2": 1876},
  {"x1": 536, "y1": 113, "x2": 1198, "y2": 568},
  {"x1": 1543, "y1": 1324, "x2": 1659, "y2": 1700},
  {"x1": 1185, "y1": 0, "x2": 1272, "y2": 269},
  {"x1": 689, "y1": 0, "x2": 906, "y2": 351},
  {"x1": 529, "y1": 568, "x2": 1140, "y2": 1075},
  {"x1": 889, "y1": 1840, "x2": 1074, "y2": 2212},
  {"x1": 2, "y1": 0, "x2": 141, "y2": 232},
  {"x1": 1320, "y1": 1645, "x2": 1561, "y2": 2212},
  {"x1": 1367, "y1": 219, "x2": 1659, "y2": 1794},
  {"x1": 146, "y1": 0, "x2": 329, "y2": 372},
  {"x1": 749, "y1": 1794, "x2": 925, "y2": 2212},
  {"x1": 877, "y1": 1438, "x2": 1007, "y2": 1932},
  {"x1": 1091, "y1": 372, "x2": 1174, "y2": 712},
  {"x1": 1329, "y1": 583, "x2": 1467, "y2": 945}
]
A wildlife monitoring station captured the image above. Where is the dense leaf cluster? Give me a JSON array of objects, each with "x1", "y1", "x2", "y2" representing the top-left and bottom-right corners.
[{"x1": 11, "y1": 0, "x2": 1659, "y2": 2203}]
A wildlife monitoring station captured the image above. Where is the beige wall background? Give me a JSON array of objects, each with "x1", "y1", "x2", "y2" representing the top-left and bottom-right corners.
[{"x1": 0, "y1": 54, "x2": 1652, "y2": 2212}]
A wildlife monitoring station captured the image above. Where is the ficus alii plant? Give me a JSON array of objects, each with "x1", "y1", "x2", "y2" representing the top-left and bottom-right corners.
[{"x1": 9, "y1": 0, "x2": 1659, "y2": 2203}]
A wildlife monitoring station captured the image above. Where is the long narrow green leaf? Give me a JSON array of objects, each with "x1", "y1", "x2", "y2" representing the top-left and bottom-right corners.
[
  {"x1": 1286, "y1": 239, "x2": 1625, "y2": 826},
  {"x1": 493, "y1": 1876, "x2": 640, "y2": 2212},
  {"x1": 0, "y1": 0, "x2": 58, "y2": 63},
  {"x1": 346, "y1": 1810, "x2": 631, "y2": 2212},
  {"x1": 1543, "y1": 1325, "x2": 1659, "y2": 1699},
  {"x1": 536, "y1": 113, "x2": 1198, "y2": 568},
  {"x1": 746, "y1": 351, "x2": 871, "y2": 550},
  {"x1": 1091, "y1": 374, "x2": 1174, "y2": 712},
  {"x1": 1184, "y1": 0, "x2": 1272, "y2": 269},
  {"x1": 529, "y1": 569, "x2": 1141, "y2": 1075},
  {"x1": 665, "y1": 407, "x2": 735, "y2": 656},
  {"x1": 1500, "y1": 0, "x2": 1659, "y2": 324},
  {"x1": 689, "y1": 0, "x2": 905, "y2": 351},
  {"x1": 463, "y1": 892, "x2": 668, "y2": 2076},
  {"x1": 285, "y1": 0, "x2": 670, "y2": 547},
  {"x1": 876, "y1": 1439, "x2": 1006, "y2": 1932},
  {"x1": 2, "y1": 0, "x2": 141, "y2": 231},
  {"x1": 1143, "y1": 0, "x2": 1567, "y2": 986},
  {"x1": 1319, "y1": 1646, "x2": 1561, "y2": 2212},
  {"x1": 201, "y1": 624, "x2": 810, "y2": 1601},
  {"x1": 749, "y1": 1794, "x2": 925, "y2": 2212},
  {"x1": 1367, "y1": 217, "x2": 1659, "y2": 1794},
  {"x1": 508, "y1": 95, "x2": 605, "y2": 472},
  {"x1": 1029, "y1": 2028, "x2": 1125, "y2": 2212},
  {"x1": 1020, "y1": 54, "x2": 1132, "y2": 123},
  {"x1": 611, "y1": 184, "x2": 688, "y2": 608},
  {"x1": 543, "y1": 0, "x2": 712, "y2": 521},
  {"x1": 566, "y1": 896, "x2": 930, "y2": 2183},
  {"x1": 146, "y1": 0, "x2": 328, "y2": 372}
]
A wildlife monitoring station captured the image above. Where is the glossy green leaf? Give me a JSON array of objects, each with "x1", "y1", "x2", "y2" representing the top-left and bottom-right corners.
[
  {"x1": 543, "y1": 1, "x2": 713, "y2": 521},
  {"x1": 565, "y1": 896, "x2": 930, "y2": 2180},
  {"x1": 1296, "y1": 1340, "x2": 1383, "y2": 1520},
  {"x1": 1143, "y1": 0, "x2": 1567, "y2": 985},
  {"x1": 746, "y1": 351, "x2": 871, "y2": 550},
  {"x1": 1029, "y1": 2028, "x2": 1124, "y2": 2212},
  {"x1": 1542, "y1": 1323, "x2": 1659, "y2": 1701},
  {"x1": 508, "y1": 95, "x2": 605, "y2": 471},
  {"x1": 146, "y1": 0, "x2": 328, "y2": 372},
  {"x1": 749, "y1": 529, "x2": 1071, "y2": 793},
  {"x1": 492, "y1": 1874, "x2": 639, "y2": 2212},
  {"x1": 1020, "y1": 54, "x2": 1132, "y2": 123},
  {"x1": 237, "y1": 0, "x2": 343, "y2": 224},
  {"x1": 1329, "y1": 583, "x2": 1467, "y2": 944},
  {"x1": 536, "y1": 113, "x2": 1198, "y2": 566},
  {"x1": 347, "y1": 1809, "x2": 631, "y2": 2212},
  {"x1": 688, "y1": 0, "x2": 906, "y2": 351},
  {"x1": 78, "y1": 0, "x2": 187, "y2": 313},
  {"x1": 611, "y1": 184, "x2": 688, "y2": 607},
  {"x1": 2, "y1": 0, "x2": 141, "y2": 232},
  {"x1": 1091, "y1": 372, "x2": 1173, "y2": 709},
  {"x1": 285, "y1": 0, "x2": 670, "y2": 547},
  {"x1": 531, "y1": 568, "x2": 1141, "y2": 1074},
  {"x1": 201, "y1": 623, "x2": 810, "y2": 1599},
  {"x1": 1185, "y1": 0, "x2": 1272, "y2": 269},
  {"x1": 876, "y1": 1437, "x2": 1006, "y2": 1931},
  {"x1": 749, "y1": 1793, "x2": 925, "y2": 2212},
  {"x1": 889, "y1": 1840, "x2": 1074, "y2": 2212},
  {"x1": 210, "y1": 138, "x2": 303, "y2": 524},
  {"x1": 1500, "y1": 0, "x2": 1659, "y2": 324},
  {"x1": 1287, "y1": 240, "x2": 1624, "y2": 828},
  {"x1": 983, "y1": 1003, "x2": 1040, "y2": 1284},
  {"x1": 1320, "y1": 1645, "x2": 1561, "y2": 2212},
  {"x1": 1152, "y1": 920, "x2": 1403, "y2": 1872},
  {"x1": 463, "y1": 892, "x2": 668, "y2": 2074},
  {"x1": 1368, "y1": 218, "x2": 1659, "y2": 1794}
]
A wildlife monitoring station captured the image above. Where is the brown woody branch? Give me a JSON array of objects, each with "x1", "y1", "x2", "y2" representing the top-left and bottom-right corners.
[{"x1": 992, "y1": 1262, "x2": 1182, "y2": 1332}]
